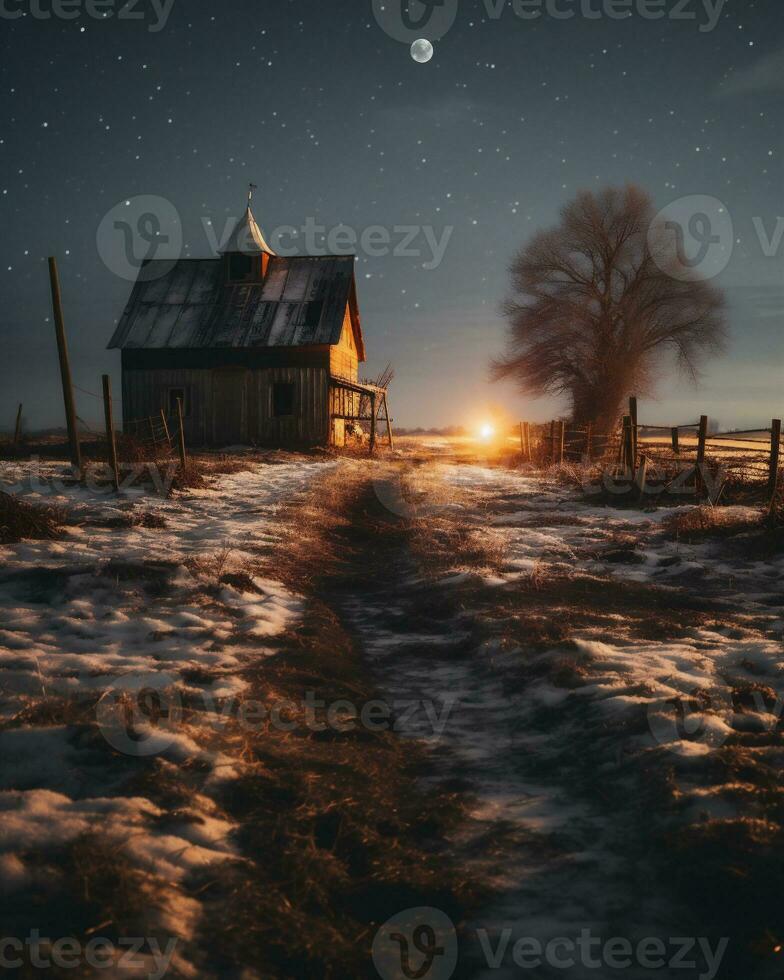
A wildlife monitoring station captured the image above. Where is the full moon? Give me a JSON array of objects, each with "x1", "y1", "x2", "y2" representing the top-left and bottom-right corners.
[{"x1": 410, "y1": 39, "x2": 434, "y2": 63}]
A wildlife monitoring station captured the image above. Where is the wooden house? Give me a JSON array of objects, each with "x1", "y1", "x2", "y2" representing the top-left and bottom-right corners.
[{"x1": 108, "y1": 204, "x2": 391, "y2": 449}]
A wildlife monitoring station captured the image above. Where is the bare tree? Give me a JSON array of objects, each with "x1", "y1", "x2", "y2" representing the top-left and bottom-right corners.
[{"x1": 492, "y1": 185, "x2": 727, "y2": 431}]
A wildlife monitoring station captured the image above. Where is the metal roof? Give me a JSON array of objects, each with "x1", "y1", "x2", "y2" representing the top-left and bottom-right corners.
[{"x1": 108, "y1": 254, "x2": 365, "y2": 357}]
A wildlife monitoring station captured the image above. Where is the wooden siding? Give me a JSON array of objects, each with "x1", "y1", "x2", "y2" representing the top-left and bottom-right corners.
[
  {"x1": 329, "y1": 306, "x2": 359, "y2": 382},
  {"x1": 122, "y1": 365, "x2": 330, "y2": 447}
]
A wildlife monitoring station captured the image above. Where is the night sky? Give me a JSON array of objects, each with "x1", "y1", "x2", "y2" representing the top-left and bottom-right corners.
[{"x1": 1, "y1": 0, "x2": 782, "y2": 431}]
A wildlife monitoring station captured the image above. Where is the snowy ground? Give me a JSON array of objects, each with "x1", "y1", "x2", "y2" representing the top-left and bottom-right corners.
[
  {"x1": 351, "y1": 461, "x2": 784, "y2": 979},
  {"x1": 0, "y1": 458, "x2": 328, "y2": 975},
  {"x1": 2, "y1": 451, "x2": 782, "y2": 977}
]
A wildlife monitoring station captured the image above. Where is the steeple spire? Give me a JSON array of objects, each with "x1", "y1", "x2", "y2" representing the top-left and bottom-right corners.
[{"x1": 220, "y1": 185, "x2": 275, "y2": 256}]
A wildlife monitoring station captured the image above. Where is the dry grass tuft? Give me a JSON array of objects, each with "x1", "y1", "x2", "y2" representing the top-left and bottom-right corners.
[
  {"x1": 0, "y1": 491, "x2": 65, "y2": 544},
  {"x1": 667, "y1": 504, "x2": 765, "y2": 542}
]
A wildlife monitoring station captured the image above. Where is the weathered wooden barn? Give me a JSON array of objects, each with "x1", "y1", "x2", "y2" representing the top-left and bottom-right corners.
[{"x1": 108, "y1": 204, "x2": 391, "y2": 448}]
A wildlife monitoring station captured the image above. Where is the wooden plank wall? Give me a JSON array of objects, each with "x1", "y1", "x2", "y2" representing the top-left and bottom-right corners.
[{"x1": 123, "y1": 366, "x2": 331, "y2": 446}]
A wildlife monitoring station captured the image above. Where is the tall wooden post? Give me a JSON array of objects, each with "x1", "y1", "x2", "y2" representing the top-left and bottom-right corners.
[
  {"x1": 585, "y1": 422, "x2": 593, "y2": 461},
  {"x1": 369, "y1": 392, "x2": 377, "y2": 455},
  {"x1": 383, "y1": 394, "x2": 394, "y2": 449},
  {"x1": 671, "y1": 427, "x2": 680, "y2": 456},
  {"x1": 519, "y1": 422, "x2": 525, "y2": 457},
  {"x1": 525, "y1": 422, "x2": 532, "y2": 462},
  {"x1": 176, "y1": 397, "x2": 187, "y2": 469},
  {"x1": 48, "y1": 257, "x2": 81, "y2": 473},
  {"x1": 13, "y1": 403, "x2": 23, "y2": 446},
  {"x1": 621, "y1": 416, "x2": 633, "y2": 474},
  {"x1": 629, "y1": 397, "x2": 638, "y2": 471},
  {"x1": 696, "y1": 415, "x2": 709, "y2": 497},
  {"x1": 768, "y1": 418, "x2": 782, "y2": 502},
  {"x1": 102, "y1": 375, "x2": 120, "y2": 492},
  {"x1": 549, "y1": 420, "x2": 556, "y2": 463},
  {"x1": 558, "y1": 420, "x2": 566, "y2": 464}
]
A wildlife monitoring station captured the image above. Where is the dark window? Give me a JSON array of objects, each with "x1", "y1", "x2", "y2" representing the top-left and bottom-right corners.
[
  {"x1": 301, "y1": 301, "x2": 323, "y2": 328},
  {"x1": 228, "y1": 253, "x2": 253, "y2": 281},
  {"x1": 272, "y1": 382, "x2": 295, "y2": 417},
  {"x1": 168, "y1": 387, "x2": 189, "y2": 417}
]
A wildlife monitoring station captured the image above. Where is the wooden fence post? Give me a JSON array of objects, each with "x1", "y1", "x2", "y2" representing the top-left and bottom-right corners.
[
  {"x1": 369, "y1": 392, "x2": 377, "y2": 455},
  {"x1": 549, "y1": 420, "x2": 556, "y2": 463},
  {"x1": 629, "y1": 396, "x2": 638, "y2": 470},
  {"x1": 160, "y1": 409, "x2": 171, "y2": 446},
  {"x1": 671, "y1": 427, "x2": 680, "y2": 456},
  {"x1": 383, "y1": 394, "x2": 394, "y2": 449},
  {"x1": 13, "y1": 404, "x2": 23, "y2": 446},
  {"x1": 585, "y1": 421, "x2": 593, "y2": 461},
  {"x1": 102, "y1": 375, "x2": 119, "y2": 492},
  {"x1": 696, "y1": 415, "x2": 709, "y2": 497},
  {"x1": 519, "y1": 422, "x2": 525, "y2": 457},
  {"x1": 176, "y1": 397, "x2": 187, "y2": 469},
  {"x1": 621, "y1": 416, "x2": 634, "y2": 474},
  {"x1": 768, "y1": 418, "x2": 782, "y2": 503},
  {"x1": 635, "y1": 454, "x2": 648, "y2": 501},
  {"x1": 525, "y1": 422, "x2": 532, "y2": 462},
  {"x1": 48, "y1": 256, "x2": 82, "y2": 474},
  {"x1": 558, "y1": 420, "x2": 566, "y2": 464}
]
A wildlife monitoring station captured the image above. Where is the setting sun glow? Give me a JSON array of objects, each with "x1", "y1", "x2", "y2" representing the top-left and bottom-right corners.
[{"x1": 479, "y1": 423, "x2": 496, "y2": 441}]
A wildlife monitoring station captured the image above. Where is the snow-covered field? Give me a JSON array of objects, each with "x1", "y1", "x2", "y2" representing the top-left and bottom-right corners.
[
  {"x1": 2, "y1": 449, "x2": 782, "y2": 977},
  {"x1": 353, "y1": 461, "x2": 784, "y2": 979},
  {"x1": 0, "y1": 458, "x2": 327, "y2": 974}
]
